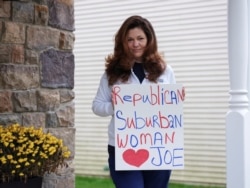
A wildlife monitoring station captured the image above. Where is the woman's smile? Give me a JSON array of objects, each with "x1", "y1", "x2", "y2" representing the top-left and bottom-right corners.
[{"x1": 127, "y1": 27, "x2": 147, "y2": 61}]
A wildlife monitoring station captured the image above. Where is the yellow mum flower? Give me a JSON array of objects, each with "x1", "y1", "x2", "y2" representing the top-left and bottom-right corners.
[
  {"x1": 4, "y1": 142, "x2": 9, "y2": 147},
  {"x1": 0, "y1": 156, "x2": 7, "y2": 164},
  {"x1": 18, "y1": 158, "x2": 24, "y2": 163},
  {"x1": 16, "y1": 165, "x2": 21, "y2": 168},
  {"x1": 18, "y1": 147, "x2": 24, "y2": 152},
  {"x1": 63, "y1": 151, "x2": 71, "y2": 158},
  {"x1": 48, "y1": 147, "x2": 56, "y2": 155},
  {"x1": 7, "y1": 155, "x2": 13, "y2": 160},
  {"x1": 28, "y1": 142, "x2": 34, "y2": 149},
  {"x1": 40, "y1": 152, "x2": 48, "y2": 159},
  {"x1": 11, "y1": 160, "x2": 17, "y2": 164},
  {"x1": 10, "y1": 143, "x2": 15, "y2": 148}
]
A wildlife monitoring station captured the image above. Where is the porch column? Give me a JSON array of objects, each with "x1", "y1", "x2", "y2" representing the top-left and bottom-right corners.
[
  {"x1": 227, "y1": 0, "x2": 250, "y2": 188},
  {"x1": 248, "y1": 0, "x2": 250, "y2": 108}
]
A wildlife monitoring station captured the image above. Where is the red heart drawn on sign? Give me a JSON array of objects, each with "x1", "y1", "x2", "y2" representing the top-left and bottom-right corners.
[{"x1": 122, "y1": 149, "x2": 149, "y2": 167}]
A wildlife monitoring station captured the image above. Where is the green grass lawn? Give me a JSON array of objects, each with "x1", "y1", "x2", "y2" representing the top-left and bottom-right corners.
[{"x1": 75, "y1": 176, "x2": 223, "y2": 188}]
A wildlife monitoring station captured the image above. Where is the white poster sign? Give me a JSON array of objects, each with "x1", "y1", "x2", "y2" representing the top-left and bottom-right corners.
[{"x1": 113, "y1": 84, "x2": 184, "y2": 170}]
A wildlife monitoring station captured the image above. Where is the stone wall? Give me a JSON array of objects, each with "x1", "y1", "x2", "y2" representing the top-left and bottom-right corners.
[{"x1": 0, "y1": 0, "x2": 75, "y2": 187}]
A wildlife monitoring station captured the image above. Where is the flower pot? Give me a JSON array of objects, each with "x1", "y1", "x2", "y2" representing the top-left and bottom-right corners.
[{"x1": 0, "y1": 177, "x2": 43, "y2": 188}]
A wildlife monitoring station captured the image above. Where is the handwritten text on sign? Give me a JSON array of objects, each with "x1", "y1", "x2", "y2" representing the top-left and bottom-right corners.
[{"x1": 113, "y1": 84, "x2": 184, "y2": 170}]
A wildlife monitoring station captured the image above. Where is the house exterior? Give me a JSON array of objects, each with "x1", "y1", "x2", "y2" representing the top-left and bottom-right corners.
[{"x1": 73, "y1": 0, "x2": 229, "y2": 186}]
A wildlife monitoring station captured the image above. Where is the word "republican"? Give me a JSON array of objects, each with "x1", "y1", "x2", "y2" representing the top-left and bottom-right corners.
[{"x1": 112, "y1": 85, "x2": 184, "y2": 106}]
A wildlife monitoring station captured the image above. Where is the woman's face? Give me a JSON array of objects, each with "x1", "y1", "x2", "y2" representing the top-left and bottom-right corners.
[{"x1": 126, "y1": 27, "x2": 147, "y2": 62}]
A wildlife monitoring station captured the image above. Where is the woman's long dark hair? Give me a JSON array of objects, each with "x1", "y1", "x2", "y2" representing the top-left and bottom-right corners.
[{"x1": 105, "y1": 15, "x2": 166, "y2": 86}]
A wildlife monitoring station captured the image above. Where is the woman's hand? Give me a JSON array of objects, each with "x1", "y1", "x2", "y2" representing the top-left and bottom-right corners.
[
  {"x1": 182, "y1": 87, "x2": 186, "y2": 101},
  {"x1": 111, "y1": 90, "x2": 115, "y2": 108}
]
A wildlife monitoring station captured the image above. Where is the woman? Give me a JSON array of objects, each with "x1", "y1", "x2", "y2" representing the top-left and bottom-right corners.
[{"x1": 92, "y1": 15, "x2": 179, "y2": 188}]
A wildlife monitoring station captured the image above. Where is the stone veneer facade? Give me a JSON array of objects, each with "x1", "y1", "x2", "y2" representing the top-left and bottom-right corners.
[{"x1": 0, "y1": 0, "x2": 75, "y2": 187}]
